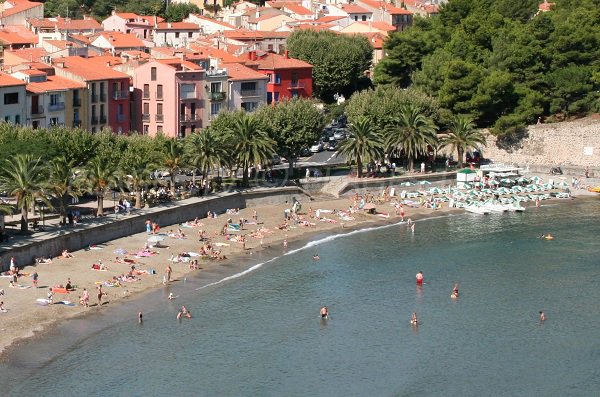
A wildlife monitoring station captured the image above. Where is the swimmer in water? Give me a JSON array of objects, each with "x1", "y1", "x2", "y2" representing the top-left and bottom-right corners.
[
  {"x1": 320, "y1": 306, "x2": 329, "y2": 319},
  {"x1": 539, "y1": 311, "x2": 546, "y2": 322},
  {"x1": 416, "y1": 271, "x2": 423, "y2": 286},
  {"x1": 138, "y1": 311, "x2": 143, "y2": 323},
  {"x1": 411, "y1": 312, "x2": 418, "y2": 326},
  {"x1": 313, "y1": 254, "x2": 320, "y2": 261},
  {"x1": 168, "y1": 293, "x2": 175, "y2": 300},
  {"x1": 451, "y1": 283, "x2": 459, "y2": 299}
]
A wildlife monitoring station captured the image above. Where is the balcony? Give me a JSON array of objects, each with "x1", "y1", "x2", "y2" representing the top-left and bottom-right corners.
[
  {"x1": 209, "y1": 92, "x2": 226, "y2": 101},
  {"x1": 100, "y1": 93, "x2": 106, "y2": 102},
  {"x1": 99, "y1": 115, "x2": 107, "y2": 124},
  {"x1": 48, "y1": 102, "x2": 65, "y2": 112},
  {"x1": 73, "y1": 120, "x2": 82, "y2": 128},
  {"x1": 155, "y1": 114, "x2": 164, "y2": 122},
  {"x1": 91, "y1": 94, "x2": 98, "y2": 103},
  {"x1": 240, "y1": 90, "x2": 258, "y2": 97},
  {"x1": 73, "y1": 97, "x2": 81, "y2": 107},
  {"x1": 91, "y1": 116, "x2": 98, "y2": 125},
  {"x1": 180, "y1": 91, "x2": 196, "y2": 100},
  {"x1": 142, "y1": 113, "x2": 150, "y2": 122},
  {"x1": 112, "y1": 90, "x2": 129, "y2": 100},
  {"x1": 180, "y1": 113, "x2": 198, "y2": 122},
  {"x1": 31, "y1": 105, "x2": 44, "y2": 115},
  {"x1": 288, "y1": 81, "x2": 305, "y2": 89},
  {"x1": 117, "y1": 114, "x2": 126, "y2": 122}
]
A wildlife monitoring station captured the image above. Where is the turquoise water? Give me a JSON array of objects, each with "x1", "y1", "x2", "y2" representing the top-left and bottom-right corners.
[{"x1": 2, "y1": 200, "x2": 600, "y2": 396}]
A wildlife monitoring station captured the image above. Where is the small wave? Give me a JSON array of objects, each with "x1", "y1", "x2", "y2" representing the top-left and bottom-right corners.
[{"x1": 195, "y1": 256, "x2": 281, "y2": 290}]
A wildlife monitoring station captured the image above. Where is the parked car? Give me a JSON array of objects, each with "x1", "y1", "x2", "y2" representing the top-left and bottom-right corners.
[
  {"x1": 300, "y1": 147, "x2": 312, "y2": 157},
  {"x1": 333, "y1": 129, "x2": 347, "y2": 140},
  {"x1": 326, "y1": 141, "x2": 337, "y2": 151},
  {"x1": 310, "y1": 142, "x2": 324, "y2": 153},
  {"x1": 271, "y1": 154, "x2": 282, "y2": 165}
]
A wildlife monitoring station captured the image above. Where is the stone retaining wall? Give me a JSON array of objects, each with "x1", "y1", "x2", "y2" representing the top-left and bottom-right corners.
[{"x1": 483, "y1": 116, "x2": 600, "y2": 173}]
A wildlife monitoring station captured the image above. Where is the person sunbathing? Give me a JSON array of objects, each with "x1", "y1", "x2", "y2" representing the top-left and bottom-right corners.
[
  {"x1": 36, "y1": 256, "x2": 53, "y2": 264},
  {"x1": 62, "y1": 249, "x2": 74, "y2": 258}
]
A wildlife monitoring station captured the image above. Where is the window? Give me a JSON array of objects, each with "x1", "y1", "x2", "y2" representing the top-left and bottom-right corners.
[
  {"x1": 74, "y1": 109, "x2": 80, "y2": 122},
  {"x1": 91, "y1": 127, "x2": 96, "y2": 133},
  {"x1": 112, "y1": 82, "x2": 118, "y2": 93},
  {"x1": 362, "y1": 15, "x2": 367, "y2": 21},
  {"x1": 157, "y1": 125, "x2": 163, "y2": 133},
  {"x1": 241, "y1": 102, "x2": 258, "y2": 112},
  {"x1": 50, "y1": 117, "x2": 59, "y2": 125},
  {"x1": 151, "y1": 67, "x2": 157, "y2": 81},
  {"x1": 143, "y1": 84, "x2": 150, "y2": 98},
  {"x1": 15, "y1": 115, "x2": 20, "y2": 124},
  {"x1": 91, "y1": 105, "x2": 96, "y2": 117},
  {"x1": 91, "y1": 83, "x2": 96, "y2": 95},
  {"x1": 143, "y1": 125, "x2": 149, "y2": 134},
  {"x1": 267, "y1": 44, "x2": 273, "y2": 51},
  {"x1": 355, "y1": 16, "x2": 358, "y2": 21},
  {"x1": 100, "y1": 82, "x2": 105, "y2": 96},
  {"x1": 210, "y1": 82, "x2": 221, "y2": 93},
  {"x1": 210, "y1": 102, "x2": 221, "y2": 115},
  {"x1": 274, "y1": 74, "x2": 281, "y2": 84},
  {"x1": 157, "y1": 103, "x2": 163, "y2": 115},
  {"x1": 157, "y1": 84, "x2": 163, "y2": 99},
  {"x1": 180, "y1": 84, "x2": 195, "y2": 99},
  {"x1": 143, "y1": 102, "x2": 149, "y2": 114},
  {"x1": 241, "y1": 82, "x2": 257, "y2": 91},
  {"x1": 100, "y1": 104, "x2": 105, "y2": 117},
  {"x1": 175, "y1": 32, "x2": 180, "y2": 38},
  {"x1": 188, "y1": 32, "x2": 193, "y2": 38},
  {"x1": 4, "y1": 116, "x2": 9, "y2": 122},
  {"x1": 50, "y1": 94, "x2": 60, "y2": 105},
  {"x1": 3, "y1": 92, "x2": 19, "y2": 105},
  {"x1": 118, "y1": 103, "x2": 124, "y2": 116}
]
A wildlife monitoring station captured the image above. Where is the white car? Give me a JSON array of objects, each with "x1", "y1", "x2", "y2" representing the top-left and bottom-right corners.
[{"x1": 310, "y1": 142, "x2": 324, "y2": 153}]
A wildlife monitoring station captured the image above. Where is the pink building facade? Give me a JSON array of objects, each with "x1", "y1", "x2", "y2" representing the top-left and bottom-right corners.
[
  {"x1": 133, "y1": 59, "x2": 206, "y2": 138},
  {"x1": 101, "y1": 11, "x2": 164, "y2": 40}
]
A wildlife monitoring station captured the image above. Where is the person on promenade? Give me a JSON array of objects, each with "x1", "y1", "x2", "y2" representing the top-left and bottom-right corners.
[
  {"x1": 145, "y1": 220, "x2": 152, "y2": 234},
  {"x1": 411, "y1": 312, "x2": 418, "y2": 326},
  {"x1": 416, "y1": 271, "x2": 424, "y2": 286},
  {"x1": 320, "y1": 306, "x2": 329, "y2": 319},
  {"x1": 539, "y1": 311, "x2": 546, "y2": 322}
]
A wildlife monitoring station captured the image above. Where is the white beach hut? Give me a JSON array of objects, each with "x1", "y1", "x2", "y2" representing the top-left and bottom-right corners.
[{"x1": 457, "y1": 169, "x2": 477, "y2": 189}]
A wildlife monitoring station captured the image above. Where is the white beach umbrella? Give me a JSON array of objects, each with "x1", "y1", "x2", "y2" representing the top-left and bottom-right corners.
[
  {"x1": 488, "y1": 180, "x2": 499, "y2": 186},
  {"x1": 555, "y1": 181, "x2": 569, "y2": 188},
  {"x1": 429, "y1": 187, "x2": 443, "y2": 194},
  {"x1": 400, "y1": 181, "x2": 415, "y2": 186},
  {"x1": 419, "y1": 180, "x2": 432, "y2": 185},
  {"x1": 516, "y1": 176, "x2": 529, "y2": 183}
]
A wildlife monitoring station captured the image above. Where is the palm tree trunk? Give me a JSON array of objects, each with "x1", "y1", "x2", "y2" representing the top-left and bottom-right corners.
[
  {"x1": 20, "y1": 206, "x2": 28, "y2": 233},
  {"x1": 357, "y1": 157, "x2": 363, "y2": 178},
  {"x1": 458, "y1": 148, "x2": 464, "y2": 168},
  {"x1": 97, "y1": 195, "x2": 104, "y2": 216},
  {"x1": 60, "y1": 194, "x2": 68, "y2": 224},
  {"x1": 242, "y1": 163, "x2": 249, "y2": 187},
  {"x1": 170, "y1": 175, "x2": 176, "y2": 196},
  {"x1": 135, "y1": 189, "x2": 142, "y2": 209},
  {"x1": 408, "y1": 157, "x2": 414, "y2": 172}
]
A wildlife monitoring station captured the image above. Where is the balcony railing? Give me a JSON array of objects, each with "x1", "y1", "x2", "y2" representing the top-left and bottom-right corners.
[
  {"x1": 48, "y1": 102, "x2": 65, "y2": 112},
  {"x1": 209, "y1": 92, "x2": 226, "y2": 101},
  {"x1": 288, "y1": 81, "x2": 305, "y2": 89},
  {"x1": 31, "y1": 105, "x2": 44, "y2": 115},
  {"x1": 73, "y1": 120, "x2": 82, "y2": 128},
  {"x1": 117, "y1": 114, "x2": 126, "y2": 122},
  {"x1": 180, "y1": 91, "x2": 196, "y2": 100},
  {"x1": 91, "y1": 94, "x2": 98, "y2": 103},
  {"x1": 155, "y1": 114, "x2": 164, "y2": 122},
  {"x1": 142, "y1": 113, "x2": 150, "y2": 122},
  {"x1": 240, "y1": 90, "x2": 258, "y2": 97},
  {"x1": 180, "y1": 113, "x2": 198, "y2": 122},
  {"x1": 91, "y1": 116, "x2": 98, "y2": 125},
  {"x1": 112, "y1": 90, "x2": 129, "y2": 100},
  {"x1": 99, "y1": 115, "x2": 107, "y2": 124},
  {"x1": 100, "y1": 93, "x2": 106, "y2": 102},
  {"x1": 73, "y1": 97, "x2": 81, "y2": 107}
]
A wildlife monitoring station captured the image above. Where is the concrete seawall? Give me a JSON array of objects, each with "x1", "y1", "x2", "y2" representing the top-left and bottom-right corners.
[{"x1": 1, "y1": 187, "x2": 308, "y2": 272}]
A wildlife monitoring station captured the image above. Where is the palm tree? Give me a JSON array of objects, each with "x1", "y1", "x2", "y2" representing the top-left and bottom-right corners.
[
  {"x1": 121, "y1": 157, "x2": 155, "y2": 209},
  {"x1": 161, "y1": 139, "x2": 186, "y2": 196},
  {"x1": 185, "y1": 128, "x2": 228, "y2": 188},
  {"x1": 337, "y1": 117, "x2": 384, "y2": 178},
  {"x1": 0, "y1": 154, "x2": 50, "y2": 233},
  {"x1": 385, "y1": 104, "x2": 438, "y2": 172},
  {"x1": 47, "y1": 156, "x2": 81, "y2": 225},
  {"x1": 227, "y1": 112, "x2": 275, "y2": 187},
  {"x1": 440, "y1": 114, "x2": 486, "y2": 168},
  {"x1": 82, "y1": 156, "x2": 118, "y2": 216}
]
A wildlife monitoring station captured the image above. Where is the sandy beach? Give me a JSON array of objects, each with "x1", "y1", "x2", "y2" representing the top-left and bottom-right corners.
[
  {"x1": 0, "y1": 194, "x2": 466, "y2": 356},
  {"x1": 1, "y1": 183, "x2": 597, "y2": 358}
]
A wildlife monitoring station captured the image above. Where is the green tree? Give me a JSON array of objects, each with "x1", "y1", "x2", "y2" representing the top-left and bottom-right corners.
[
  {"x1": 256, "y1": 98, "x2": 325, "y2": 175},
  {"x1": 470, "y1": 70, "x2": 518, "y2": 126},
  {"x1": 81, "y1": 156, "x2": 118, "y2": 217},
  {"x1": 227, "y1": 112, "x2": 275, "y2": 187},
  {"x1": 440, "y1": 115, "x2": 486, "y2": 168},
  {"x1": 119, "y1": 135, "x2": 159, "y2": 208},
  {"x1": 437, "y1": 59, "x2": 484, "y2": 116},
  {"x1": 337, "y1": 117, "x2": 384, "y2": 178},
  {"x1": 545, "y1": 66, "x2": 596, "y2": 116},
  {"x1": 185, "y1": 128, "x2": 228, "y2": 187},
  {"x1": 0, "y1": 154, "x2": 50, "y2": 233},
  {"x1": 47, "y1": 156, "x2": 81, "y2": 224},
  {"x1": 287, "y1": 30, "x2": 373, "y2": 101},
  {"x1": 385, "y1": 105, "x2": 438, "y2": 172},
  {"x1": 165, "y1": 3, "x2": 201, "y2": 22}
]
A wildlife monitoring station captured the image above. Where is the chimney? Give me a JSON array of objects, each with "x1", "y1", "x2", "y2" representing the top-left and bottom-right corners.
[
  {"x1": 111, "y1": 10, "x2": 116, "y2": 16},
  {"x1": 168, "y1": 22, "x2": 172, "y2": 29},
  {"x1": 247, "y1": 50, "x2": 257, "y2": 61},
  {"x1": 154, "y1": 15, "x2": 158, "y2": 28},
  {"x1": 284, "y1": 50, "x2": 289, "y2": 59},
  {"x1": 106, "y1": 62, "x2": 111, "y2": 67}
]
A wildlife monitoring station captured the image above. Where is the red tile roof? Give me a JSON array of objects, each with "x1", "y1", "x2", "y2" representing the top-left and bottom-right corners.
[
  {"x1": 538, "y1": 1, "x2": 555, "y2": 12},
  {"x1": 295, "y1": 23, "x2": 334, "y2": 32},
  {"x1": 2, "y1": 47, "x2": 48, "y2": 65},
  {"x1": 226, "y1": 62, "x2": 269, "y2": 81},
  {"x1": 403, "y1": 0, "x2": 439, "y2": 14},
  {"x1": 341, "y1": 4, "x2": 371, "y2": 14},
  {"x1": 188, "y1": 44, "x2": 245, "y2": 64},
  {"x1": 266, "y1": 1, "x2": 312, "y2": 15},
  {"x1": 155, "y1": 22, "x2": 199, "y2": 30},
  {"x1": 44, "y1": 39, "x2": 84, "y2": 50},
  {"x1": 26, "y1": 74, "x2": 85, "y2": 93},
  {"x1": 156, "y1": 58, "x2": 202, "y2": 71},
  {"x1": 115, "y1": 13, "x2": 164, "y2": 24},
  {"x1": 358, "y1": 0, "x2": 413, "y2": 15},
  {"x1": 223, "y1": 29, "x2": 264, "y2": 40},
  {"x1": 254, "y1": 52, "x2": 312, "y2": 70},
  {"x1": 0, "y1": 0, "x2": 43, "y2": 18},
  {"x1": 0, "y1": 29, "x2": 37, "y2": 45},
  {"x1": 187, "y1": 14, "x2": 236, "y2": 29},
  {"x1": 52, "y1": 56, "x2": 130, "y2": 81},
  {"x1": 92, "y1": 31, "x2": 146, "y2": 48},
  {"x1": 27, "y1": 17, "x2": 101, "y2": 31},
  {"x1": 0, "y1": 72, "x2": 27, "y2": 87}
]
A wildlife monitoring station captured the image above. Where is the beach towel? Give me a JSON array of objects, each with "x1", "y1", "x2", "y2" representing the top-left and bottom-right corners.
[
  {"x1": 88, "y1": 245, "x2": 103, "y2": 250},
  {"x1": 36, "y1": 298, "x2": 51, "y2": 306},
  {"x1": 54, "y1": 301, "x2": 75, "y2": 306},
  {"x1": 52, "y1": 287, "x2": 69, "y2": 294},
  {"x1": 11, "y1": 284, "x2": 32, "y2": 289},
  {"x1": 213, "y1": 242, "x2": 230, "y2": 247},
  {"x1": 135, "y1": 251, "x2": 156, "y2": 257},
  {"x1": 227, "y1": 224, "x2": 241, "y2": 231}
]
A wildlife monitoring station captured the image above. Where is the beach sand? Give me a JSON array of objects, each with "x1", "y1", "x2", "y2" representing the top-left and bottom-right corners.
[
  {"x1": 0, "y1": 196, "x2": 463, "y2": 356},
  {"x1": 1, "y1": 186, "x2": 596, "y2": 357}
]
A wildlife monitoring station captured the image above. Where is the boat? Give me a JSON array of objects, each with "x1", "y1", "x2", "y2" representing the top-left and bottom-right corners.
[
  {"x1": 465, "y1": 206, "x2": 491, "y2": 215},
  {"x1": 482, "y1": 202, "x2": 508, "y2": 213}
]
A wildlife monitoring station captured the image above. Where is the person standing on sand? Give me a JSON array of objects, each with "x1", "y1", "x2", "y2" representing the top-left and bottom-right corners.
[
  {"x1": 81, "y1": 288, "x2": 89, "y2": 307},
  {"x1": 283, "y1": 239, "x2": 288, "y2": 249},
  {"x1": 165, "y1": 265, "x2": 172, "y2": 284},
  {"x1": 32, "y1": 272, "x2": 39, "y2": 288},
  {"x1": 416, "y1": 271, "x2": 423, "y2": 286},
  {"x1": 97, "y1": 285, "x2": 104, "y2": 306}
]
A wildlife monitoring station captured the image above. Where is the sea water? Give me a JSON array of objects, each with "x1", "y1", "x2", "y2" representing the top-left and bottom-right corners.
[{"x1": 1, "y1": 200, "x2": 599, "y2": 396}]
